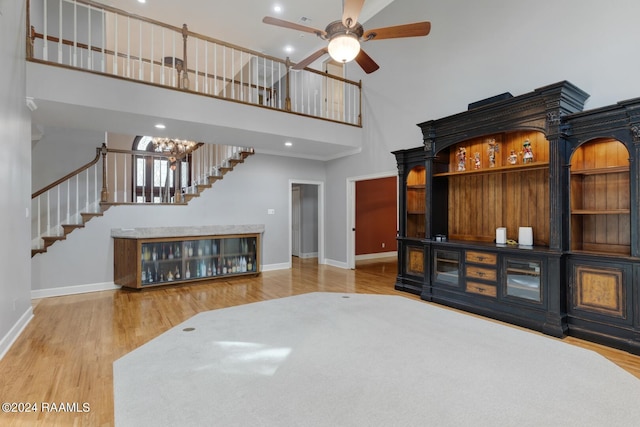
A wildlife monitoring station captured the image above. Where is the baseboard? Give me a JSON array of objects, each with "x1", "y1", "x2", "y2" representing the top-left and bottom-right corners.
[
  {"x1": 299, "y1": 252, "x2": 318, "y2": 259},
  {"x1": 261, "y1": 262, "x2": 291, "y2": 272},
  {"x1": 355, "y1": 251, "x2": 397, "y2": 261},
  {"x1": 325, "y1": 258, "x2": 349, "y2": 269},
  {"x1": 31, "y1": 282, "x2": 121, "y2": 299},
  {"x1": 0, "y1": 306, "x2": 34, "y2": 361}
]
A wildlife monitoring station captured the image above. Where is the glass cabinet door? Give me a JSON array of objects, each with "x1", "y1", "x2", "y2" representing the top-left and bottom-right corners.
[
  {"x1": 505, "y1": 258, "x2": 541, "y2": 301},
  {"x1": 433, "y1": 249, "x2": 460, "y2": 285}
]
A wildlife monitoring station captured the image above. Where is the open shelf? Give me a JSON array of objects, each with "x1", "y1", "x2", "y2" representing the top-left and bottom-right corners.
[{"x1": 433, "y1": 162, "x2": 549, "y2": 177}]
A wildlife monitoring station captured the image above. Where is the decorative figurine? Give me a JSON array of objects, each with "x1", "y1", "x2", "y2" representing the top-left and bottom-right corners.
[
  {"x1": 474, "y1": 152, "x2": 481, "y2": 169},
  {"x1": 487, "y1": 138, "x2": 499, "y2": 168},
  {"x1": 508, "y1": 150, "x2": 518, "y2": 165},
  {"x1": 522, "y1": 139, "x2": 534, "y2": 163},
  {"x1": 457, "y1": 147, "x2": 467, "y2": 171}
]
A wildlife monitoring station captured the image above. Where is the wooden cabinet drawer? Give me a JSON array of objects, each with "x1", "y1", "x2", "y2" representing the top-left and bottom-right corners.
[
  {"x1": 466, "y1": 251, "x2": 497, "y2": 265},
  {"x1": 466, "y1": 281, "x2": 497, "y2": 297},
  {"x1": 465, "y1": 265, "x2": 497, "y2": 282}
]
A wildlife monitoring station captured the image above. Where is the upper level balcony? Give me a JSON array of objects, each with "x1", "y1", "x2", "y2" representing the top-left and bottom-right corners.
[{"x1": 26, "y1": 0, "x2": 364, "y2": 160}]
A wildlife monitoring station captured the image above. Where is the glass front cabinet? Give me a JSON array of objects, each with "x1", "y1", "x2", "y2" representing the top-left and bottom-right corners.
[
  {"x1": 395, "y1": 81, "x2": 640, "y2": 354},
  {"x1": 113, "y1": 229, "x2": 261, "y2": 289}
]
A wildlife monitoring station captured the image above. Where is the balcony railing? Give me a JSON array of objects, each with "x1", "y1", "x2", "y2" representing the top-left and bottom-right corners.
[{"x1": 26, "y1": 0, "x2": 362, "y2": 126}]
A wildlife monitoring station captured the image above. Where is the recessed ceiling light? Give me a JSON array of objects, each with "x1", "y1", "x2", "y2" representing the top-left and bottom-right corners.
[
  {"x1": 154, "y1": 123, "x2": 166, "y2": 129},
  {"x1": 284, "y1": 45, "x2": 294, "y2": 53},
  {"x1": 138, "y1": 0, "x2": 146, "y2": 3},
  {"x1": 284, "y1": 141, "x2": 293, "y2": 147},
  {"x1": 273, "y1": 5, "x2": 282, "y2": 13}
]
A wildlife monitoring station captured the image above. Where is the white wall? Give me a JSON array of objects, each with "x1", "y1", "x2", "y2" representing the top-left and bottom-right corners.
[
  {"x1": 324, "y1": 0, "x2": 640, "y2": 262},
  {"x1": 31, "y1": 153, "x2": 326, "y2": 293},
  {"x1": 0, "y1": 1, "x2": 33, "y2": 358},
  {"x1": 31, "y1": 126, "x2": 103, "y2": 191}
]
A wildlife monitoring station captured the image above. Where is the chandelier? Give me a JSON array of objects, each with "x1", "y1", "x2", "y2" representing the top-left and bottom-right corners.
[{"x1": 152, "y1": 137, "x2": 197, "y2": 156}]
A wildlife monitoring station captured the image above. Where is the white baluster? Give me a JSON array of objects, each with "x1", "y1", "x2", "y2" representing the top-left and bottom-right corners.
[
  {"x1": 222, "y1": 46, "x2": 226, "y2": 98},
  {"x1": 126, "y1": 16, "x2": 131, "y2": 78},
  {"x1": 73, "y1": 0, "x2": 77, "y2": 67},
  {"x1": 75, "y1": 174, "x2": 79, "y2": 221},
  {"x1": 231, "y1": 49, "x2": 235, "y2": 99},
  {"x1": 195, "y1": 38, "x2": 199, "y2": 92},
  {"x1": 123, "y1": 154, "x2": 128, "y2": 202},
  {"x1": 138, "y1": 21, "x2": 143, "y2": 80},
  {"x1": 87, "y1": 2, "x2": 92, "y2": 69},
  {"x1": 43, "y1": 0, "x2": 49, "y2": 61},
  {"x1": 161, "y1": 28, "x2": 165, "y2": 85},
  {"x1": 47, "y1": 191, "x2": 51, "y2": 236},
  {"x1": 58, "y1": 0, "x2": 63, "y2": 63},
  {"x1": 113, "y1": 14, "x2": 118, "y2": 75},
  {"x1": 56, "y1": 186, "x2": 61, "y2": 234},
  {"x1": 172, "y1": 31, "x2": 176, "y2": 87},
  {"x1": 37, "y1": 197, "x2": 42, "y2": 247},
  {"x1": 85, "y1": 168, "x2": 90, "y2": 211},
  {"x1": 114, "y1": 153, "x2": 118, "y2": 203},
  {"x1": 101, "y1": 7, "x2": 105, "y2": 72},
  {"x1": 150, "y1": 26, "x2": 154, "y2": 83},
  {"x1": 94, "y1": 163, "x2": 98, "y2": 208},
  {"x1": 66, "y1": 179, "x2": 70, "y2": 224},
  {"x1": 204, "y1": 41, "x2": 208, "y2": 94}
]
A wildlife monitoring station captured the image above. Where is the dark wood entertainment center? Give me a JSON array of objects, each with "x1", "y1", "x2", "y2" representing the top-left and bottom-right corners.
[{"x1": 394, "y1": 81, "x2": 640, "y2": 354}]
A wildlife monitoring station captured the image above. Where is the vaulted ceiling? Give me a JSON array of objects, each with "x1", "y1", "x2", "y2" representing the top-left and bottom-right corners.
[{"x1": 104, "y1": 0, "x2": 395, "y2": 63}]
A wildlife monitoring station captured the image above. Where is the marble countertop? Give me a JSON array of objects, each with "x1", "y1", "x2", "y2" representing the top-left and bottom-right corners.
[{"x1": 111, "y1": 224, "x2": 265, "y2": 239}]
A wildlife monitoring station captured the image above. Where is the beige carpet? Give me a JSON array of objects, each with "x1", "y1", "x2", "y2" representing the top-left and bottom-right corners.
[{"x1": 114, "y1": 293, "x2": 640, "y2": 426}]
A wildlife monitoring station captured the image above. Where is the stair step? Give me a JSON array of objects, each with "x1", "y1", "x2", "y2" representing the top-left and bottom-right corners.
[
  {"x1": 229, "y1": 158, "x2": 244, "y2": 165},
  {"x1": 80, "y1": 212, "x2": 103, "y2": 223},
  {"x1": 31, "y1": 248, "x2": 47, "y2": 257},
  {"x1": 62, "y1": 224, "x2": 85, "y2": 235},
  {"x1": 183, "y1": 193, "x2": 199, "y2": 202},
  {"x1": 196, "y1": 184, "x2": 211, "y2": 192},
  {"x1": 208, "y1": 176, "x2": 223, "y2": 185},
  {"x1": 42, "y1": 235, "x2": 66, "y2": 248},
  {"x1": 219, "y1": 166, "x2": 233, "y2": 175}
]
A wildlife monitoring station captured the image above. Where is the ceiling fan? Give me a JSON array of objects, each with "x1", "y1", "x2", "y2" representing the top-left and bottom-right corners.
[{"x1": 262, "y1": 0, "x2": 430, "y2": 74}]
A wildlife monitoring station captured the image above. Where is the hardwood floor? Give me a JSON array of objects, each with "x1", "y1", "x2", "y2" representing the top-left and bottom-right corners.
[{"x1": 1, "y1": 257, "x2": 639, "y2": 426}]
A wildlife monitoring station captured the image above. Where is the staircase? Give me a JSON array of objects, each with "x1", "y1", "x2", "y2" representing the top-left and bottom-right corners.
[{"x1": 31, "y1": 144, "x2": 254, "y2": 257}]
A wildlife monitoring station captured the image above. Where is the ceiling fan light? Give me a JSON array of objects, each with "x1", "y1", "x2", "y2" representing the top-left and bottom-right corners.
[{"x1": 328, "y1": 34, "x2": 361, "y2": 63}]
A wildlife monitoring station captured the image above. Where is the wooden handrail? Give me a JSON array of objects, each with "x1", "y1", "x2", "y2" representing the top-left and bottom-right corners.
[{"x1": 32, "y1": 144, "x2": 103, "y2": 199}]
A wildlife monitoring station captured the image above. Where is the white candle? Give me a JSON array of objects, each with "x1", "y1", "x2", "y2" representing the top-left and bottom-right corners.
[{"x1": 518, "y1": 227, "x2": 533, "y2": 246}]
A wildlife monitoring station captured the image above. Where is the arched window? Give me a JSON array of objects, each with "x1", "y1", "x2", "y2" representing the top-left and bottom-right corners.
[{"x1": 132, "y1": 136, "x2": 191, "y2": 203}]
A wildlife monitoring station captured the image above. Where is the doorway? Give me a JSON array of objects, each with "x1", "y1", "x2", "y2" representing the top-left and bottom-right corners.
[
  {"x1": 346, "y1": 172, "x2": 398, "y2": 269},
  {"x1": 289, "y1": 180, "x2": 325, "y2": 267}
]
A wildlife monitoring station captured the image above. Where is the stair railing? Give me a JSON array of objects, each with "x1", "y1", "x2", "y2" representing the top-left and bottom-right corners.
[
  {"x1": 31, "y1": 145, "x2": 104, "y2": 250},
  {"x1": 31, "y1": 142, "x2": 253, "y2": 250},
  {"x1": 26, "y1": 0, "x2": 362, "y2": 126}
]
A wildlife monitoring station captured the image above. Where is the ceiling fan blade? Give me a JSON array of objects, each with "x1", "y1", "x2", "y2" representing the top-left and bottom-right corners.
[
  {"x1": 355, "y1": 49, "x2": 379, "y2": 74},
  {"x1": 291, "y1": 48, "x2": 329, "y2": 70},
  {"x1": 262, "y1": 16, "x2": 327, "y2": 37},
  {"x1": 363, "y1": 22, "x2": 431, "y2": 41},
  {"x1": 342, "y1": 0, "x2": 365, "y2": 28}
]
